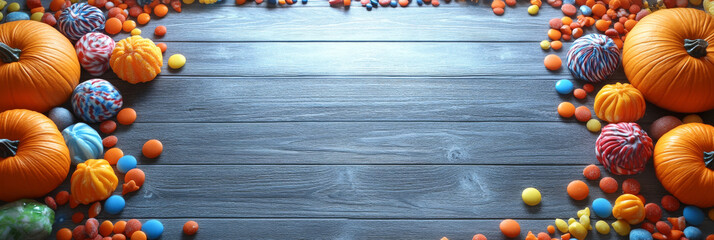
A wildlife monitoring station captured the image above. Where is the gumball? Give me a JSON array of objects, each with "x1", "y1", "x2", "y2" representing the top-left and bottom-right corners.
[
  {"x1": 48, "y1": 107, "x2": 75, "y2": 130},
  {"x1": 684, "y1": 226, "x2": 703, "y2": 240},
  {"x1": 59, "y1": 3, "x2": 106, "y2": 41},
  {"x1": 76, "y1": 32, "x2": 116, "y2": 76},
  {"x1": 566, "y1": 34, "x2": 621, "y2": 83},
  {"x1": 71, "y1": 79, "x2": 123, "y2": 123},
  {"x1": 555, "y1": 79, "x2": 574, "y2": 94}
]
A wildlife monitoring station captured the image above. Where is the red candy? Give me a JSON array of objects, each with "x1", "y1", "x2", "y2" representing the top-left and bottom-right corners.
[
  {"x1": 641, "y1": 222, "x2": 655, "y2": 233},
  {"x1": 100, "y1": 120, "x2": 117, "y2": 134},
  {"x1": 56, "y1": 191, "x2": 70, "y2": 205},
  {"x1": 599, "y1": 177, "x2": 618, "y2": 193},
  {"x1": 583, "y1": 164, "x2": 601, "y2": 180},
  {"x1": 72, "y1": 212, "x2": 85, "y2": 224},
  {"x1": 561, "y1": 4, "x2": 577, "y2": 15},
  {"x1": 473, "y1": 234, "x2": 487, "y2": 240},
  {"x1": 645, "y1": 203, "x2": 662, "y2": 223},
  {"x1": 73, "y1": 225, "x2": 87, "y2": 240},
  {"x1": 103, "y1": 135, "x2": 118, "y2": 148},
  {"x1": 550, "y1": 18, "x2": 563, "y2": 29},
  {"x1": 661, "y1": 195, "x2": 680, "y2": 212},
  {"x1": 125, "y1": 219, "x2": 142, "y2": 237},
  {"x1": 44, "y1": 196, "x2": 57, "y2": 210},
  {"x1": 537, "y1": 232, "x2": 550, "y2": 240},
  {"x1": 655, "y1": 221, "x2": 671, "y2": 235},
  {"x1": 89, "y1": 202, "x2": 102, "y2": 218},
  {"x1": 86, "y1": 218, "x2": 99, "y2": 238},
  {"x1": 622, "y1": 178, "x2": 640, "y2": 194}
]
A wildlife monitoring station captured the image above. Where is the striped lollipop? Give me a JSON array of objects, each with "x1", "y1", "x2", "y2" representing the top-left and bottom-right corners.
[
  {"x1": 76, "y1": 33, "x2": 116, "y2": 76},
  {"x1": 59, "y1": 3, "x2": 105, "y2": 41},
  {"x1": 596, "y1": 122, "x2": 653, "y2": 175},
  {"x1": 71, "y1": 79, "x2": 123, "y2": 123},
  {"x1": 566, "y1": 34, "x2": 621, "y2": 83}
]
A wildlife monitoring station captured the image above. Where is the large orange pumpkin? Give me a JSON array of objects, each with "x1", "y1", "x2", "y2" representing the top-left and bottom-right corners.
[
  {"x1": 110, "y1": 36, "x2": 163, "y2": 84},
  {"x1": 654, "y1": 123, "x2": 714, "y2": 208},
  {"x1": 622, "y1": 8, "x2": 714, "y2": 113},
  {"x1": 0, "y1": 109, "x2": 71, "y2": 202},
  {"x1": 0, "y1": 20, "x2": 81, "y2": 113}
]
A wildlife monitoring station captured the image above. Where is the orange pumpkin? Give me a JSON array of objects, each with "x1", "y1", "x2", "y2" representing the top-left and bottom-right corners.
[
  {"x1": 71, "y1": 159, "x2": 119, "y2": 204},
  {"x1": 594, "y1": 82, "x2": 646, "y2": 123},
  {"x1": 0, "y1": 20, "x2": 81, "y2": 113},
  {"x1": 654, "y1": 123, "x2": 714, "y2": 208},
  {"x1": 0, "y1": 109, "x2": 71, "y2": 202},
  {"x1": 109, "y1": 36, "x2": 163, "y2": 84},
  {"x1": 623, "y1": 8, "x2": 714, "y2": 113}
]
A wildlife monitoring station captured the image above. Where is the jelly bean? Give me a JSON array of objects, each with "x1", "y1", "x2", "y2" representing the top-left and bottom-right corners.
[
  {"x1": 586, "y1": 119, "x2": 601, "y2": 132},
  {"x1": 630, "y1": 229, "x2": 653, "y2": 240},
  {"x1": 568, "y1": 218, "x2": 576, "y2": 226},
  {"x1": 547, "y1": 225, "x2": 555, "y2": 235},
  {"x1": 500, "y1": 219, "x2": 521, "y2": 238},
  {"x1": 551, "y1": 41, "x2": 562, "y2": 50},
  {"x1": 579, "y1": 5, "x2": 592, "y2": 15},
  {"x1": 577, "y1": 207, "x2": 590, "y2": 218},
  {"x1": 683, "y1": 114, "x2": 703, "y2": 123},
  {"x1": 522, "y1": 187, "x2": 541, "y2": 206},
  {"x1": 573, "y1": 88, "x2": 586, "y2": 99},
  {"x1": 644, "y1": 203, "x2": 661, "y2": 223},
  {"x1": 100, "y1": 120, "x2": 117, "y2": 134},
  {"x1": 117, "y1": 155, "x2": 137, "y2": 173},
  {"x1": 89, "y1": 202, "x2": 102, "y2": 218},
  {"x1": 655, "y1": 221, "x2": 671, "y2": 235},
  {"x1": 169, "y1": 54, "x2": 186, "y2": 69},
  {"x1": 595, "y1": 220, "x2": 609, "y2": 234},
  {"x1": 113, "y1": 233, "x2": 127, "y2": 240},
  {"x1": 558, "y1": 102, "x2": 575, "y2": 118},
  {"x1": 684, "y1": 206, "x2": 705, "y2": 225},
  {"x1": 183, "y1": 221, "x2": 199, "y2": 235},
  {"x1": 611, "y1": 220, "x2": 630, "y2": 236},
  {"x1": 73, "y1": 225, "x2": 87, "y2": 239},
  {"x1": 117, "y1": 108, "x2": 137, "y2": 125},
  {"x1": 122, "y1": 20, "x2": 136, "y2": 32},
  {"x1": 154, "y1": 25, "x2": 167, "y2": 36},
  {"x1": 506, "y1": 0, "x2": 516, "y2": 6},
  {"x1": 582, "y1": 83, "x2": 594, "y2": 93},
  {"x1": 72, "y1": 212, "x2": 85, "y2": 224},
  {"x1": 567, "y1": 180, "x2": 589, "y2": 200},
  {"x1": 613, "y1": 194, "x2": 645, "y2": 225},
  {"x1": 548, "y1": 29, "x2": 562, "y2": 41},
  {"x1": 104, "y1": 195, "x2": 125, "y2": 214},
  {"x1": 641, "y1": 222, "x2": 655, "y2": 233},
  {"x1": 544, "y1": 54, "x2": 562, "y2": 71},
  {"x1": 541, "y1": 40, "x2": 551, "y2": 50},
  {"x1": 131, "y1": 28, "x2": 142, "y2": 36},
  {"x1": 574, "y1": 106, "x2": 591, "y2": 122},
  {"x1": 568, "y1": 222, "x2": 587, "y2": 240},
  {"x1": 622, "y1": 178, "x2": 640, "y2": 195},
  {"x1": 555, "y1": 79, "x2": 573, "y2": 94},
  {"x1": 7, "y1": 2, "x2": 20, "y2": 12},
  {"x1": 56, "y1": 191, "x2": 70, "y2": 206},
  {"x1": 132, "y1": 231, "x2": 148, "y2": 240},
  {"x1": 684, "y1": 226, "x2": 703, "y2": 240},
  {"x1": 104, "y1": 147, "x2": 124, "y2": 165},
  {"x1": 555, "y1": 219, "x2": 569, "y2": 233},
  {"x1": 561, "y1": 4, "x2": 576, "y2": 15},
  {"x1": 114, "y1": 221, "x2": 127, "y2": 234},
  {"x1": 599, "y1": 177, "x2": 617, "y2": 193},
  {"x1": 528, "y1": 5, "x2": 539, "y2": 15},
  {"x1": 142, "y1": 139, "x2": 163, "y2": 158},
  {"x1": 592, "y1": 198, "x2": 612, "y2": 218},
  {"x1": 141, "y1": 220, "x2": 163, "y2": 240},
  {"x1": 100, "y1": 220, "x2": 114, "y2": 237},
  {"x1": 57, "y1": 228, "x2": 73, "y2": 240}
]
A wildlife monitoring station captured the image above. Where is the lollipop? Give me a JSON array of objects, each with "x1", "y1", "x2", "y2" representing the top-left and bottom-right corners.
[
  {"x1": 567, "y1": 34, "x2": 621, "y2": 83},
  {"x1": 71, "y1": 79, "x2": 123, "y2": 123},
  {"x1": 58, "y1": 3, "x2": 105, "y2": 41},
  {"x1": 596, "y1": 122, "x2": 653, "y2": 175},
  {"x1": 76, "y1": 33, "x2": 115, "y2": 76}
]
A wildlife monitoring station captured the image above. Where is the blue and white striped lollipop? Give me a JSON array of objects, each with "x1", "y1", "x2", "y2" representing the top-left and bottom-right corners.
[
  {"x1": 58, "y1": 3, "x2": 105, "y2": 41},
  {"x1": 566, "y1": 34, "x2": 621, "y2": 83},
  {"x1": 71, "y1": 79, "x2": 123, "y2": 123}
]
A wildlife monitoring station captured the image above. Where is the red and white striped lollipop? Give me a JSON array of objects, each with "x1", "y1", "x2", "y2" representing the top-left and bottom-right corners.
[
  {"x1": 596, "y1": 122, "x2": 653, "y2": 175},
  {"x1": 76, "y1": 32, "x2": 115, "y2": 76}
]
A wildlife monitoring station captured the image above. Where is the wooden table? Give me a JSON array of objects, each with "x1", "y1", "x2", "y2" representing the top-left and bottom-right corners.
[{"x1": 6, "y1": 0, "x2": 714, "y2": 239}]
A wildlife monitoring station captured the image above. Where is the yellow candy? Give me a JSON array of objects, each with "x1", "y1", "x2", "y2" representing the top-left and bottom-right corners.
[
  {"x1": 690, "y1": 0, "x2": 703, "y2": 5},
  {"x1": 568, "y1": 222, "x2": 588, "y2": 240},
  {"x1": 555, "y1": 219, "x2": 569, "y2": 233},
  {"x1": 568, "y1": 218, "x2": 576, "y2": 225},
  {"x1": 540, "y1": 40, "x2": 550, "y2": 50},
  {"x1": 30, "y1": 12, "x2": 43, "y2": 21},
  {"x1": 0, "y1": 0, "x2": 7, "y2": 10},
  {"x1": 577, "y1": 207, "x2": 590, "y2": 218},
  {"x1": 683, "y1": 114, "x2": 703, "y2": 123},
  {"x1": 527, "y1": 5, "x2": 539, "y2": 15},
  {"x1": 168, "y1": 54, "x2": 186, "y2": 69},
  {"x1": 522, "y1": 187, "x2": 541, "y2": 206},
  {"x1": 709, "y1": 208, "x2": 714, "y2": 221},
  {"x1": 612, "y1": 220, "x2": 630, "y2": 236},
  {"x1": 131, "y1": 28, "x2": 142, "y2": 36},
  {"x1": 0, "y1": 12, "x2": 3, "y2": 22},
  {"x1": 183, "y1": 0, "x2": 195, "y2": 3},
  {"x1": 579, "y1": 215, "x2": 591, "y2": 230},
  {"x1": 595, "y1": 220, "x2": 610, "y2": 234},
  {"x1": 586, "y1": 119, "x2": 601, "y2": 132},
  {"x1": 7, "y1": 2, "x2": 20, "y2": 12}
]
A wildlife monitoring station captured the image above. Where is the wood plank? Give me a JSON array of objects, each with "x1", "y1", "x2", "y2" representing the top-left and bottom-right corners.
[{"x1": 54, "y1": 165, "x2": 682, "y2": 219}]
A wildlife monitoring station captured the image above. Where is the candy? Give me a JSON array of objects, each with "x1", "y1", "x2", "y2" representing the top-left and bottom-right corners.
[
  {"x1": 132, "y1": 231, "x2": 147, "y2": 240},
  {"x1": 104, "y1": 195, "x2": 125, "y2": 214},
  {"x1": 577, "y1": 207, "x2": 590, "y2": 218},
  {"x1": 123, "y1": 20, "x2": 136, "y2": 32},
  {"x1": 113, "y1": 234, "x2": 127, "y2": 240},
  {"x1": 72, "y1": 212, "x2": 85, "y2": 223},
  {"x1": 562, "y1": 4, "x2": 577, "y2": 15},
  {"x1": 562, "y1": 233, "x2": 571, "y2": 240},
  {"x1": 473, "y1": 234, "x2": 487, "y2": 240},
  {"x1": 630, "y1": 229, "x2": 653, "y2": 240},
  {"x1": 73, "y1": 225, "x2": 87, "y2": 239},
  {"x1": 574, "y1": 106, "x2": 591, "y2": 122},
  {"x1": 500, "y1": 219, "x2": 521, "y2": 238},
  {"x1": 154, "y1": 4, "x2": 168, "y2": 17},
  {"x1": 582, "y1": 164, "x2": 600, "y2": 180},
  {"x1": 709, "y1": 208, "x2": 714, "y2": 220},
  {"x1": 522, "y1": 187, "x2": 541, "y2": 206},
  {"x1": 142, "y1": 139, "x2": 163, "y2": 158},
  {"x1": 100, "y1": 120, "x2": 117, "y2": 134},
  {"x1": 30, "y1": 12, "x2": 44, "y2": 21},
  {"x1": 684, "y1": 226, "x2": 703, "y2": 240},
  {"x1": 682, "y1": 114, "x2": 703, "y2": 123},
  {"x1": 548, "y1": 29, "x2": 562, "y2": 41},
  {"x1": 125, "y1": 219, "x2": 142, "y2": 237},
  {"x1": 86, "y1": 218, "x2": 99, "y2": 238},
  {"x1": 550, "y1": 18, "x2": 564, "y2": 29},
  {"x1": 140, "y1": 220, "x2": 163, "y2": 239},
  {"x1": 555, "y1": 79, "x2": 574, "y2": 94},
  {"x1": 555, "y1": 219, "x2": 569, "y2": 233},
  {"x1": 644, "y1": 203, "x2": 661, "y2": 223},
  {"x1": 544, "y1": 54, "x2": 562, "y2": 71},
  {"x1": 56, "y1": 191, "x2": 70, "y2": 206},
  {"x1": 655, "y1": 221, "x2": 671, "y2": 235},
  {"x1": 622, "y1": 178, "x2": 640, "y2": 194},
  {"x1": 568, "y1": 218, "x2": 576, "y2": 225},
  {"x1": 611, "y1": 220, "x2": 630, "y2": 236},
  {"x1": 154, "y1": 25, "x2": 166, "y2": 36},
  {"x1": 57, "y1": 228, "x2": 72, "y2": 240},
  {"x1": 568, "y1": 222, "x2": 587, "y2": 240},
  {"x1": 579, "y1": 215, "x2": 591, "y2": 230},
  {"x1": 547, "y1": 225, "x2": 555, "y2": 235},
  {"x1": 586, "y1": 119, "x2": 601, "y2": 132},
  {"x1": 100, "y1": 220, "x2": 114, "y2": 237},
  {"x1": 58, "y1": 3, "x2": 105, "y2": 41},
  {"x1": 48, "y1": 107, "x2": 75, "y2": 131},
  {"x1": 582, "y1": 83, "x2": 594, "y2": 93},
  {"x1": 566, "y1": 34, "x2": 620, "y2": 83},
  {"x1": 596, "y1": 123, "x2": 653, "y2": 175},
  {"x1": 551, "y1": 41, "x2": 563, "y2": 50},
  {"x1": 567, "y1": 180, "x2": 589, "y2": 200},
  {"x1": 183, "y1": 221, "x2": 199, "y2": 235},
  {"x1": 137, "y1": 13, "x2": 150, "y2": 24},
  {"x1": 131, "y1": 28, "x2": 141, "y2": 36},
  {"x1": 117, "y1": 108, "x2": 137, "y2": 125},
  {"x1": 668, "y1": 217, "x2": 686, "y2": 231},
  {"x1": 117, "y1": 155, "x2": 137, "y2": 173},
  {"x1": 592, "y1": 198, "x2": 612, "y2": 218},
  {"x1": 650, "y1": 116, "x2": 682, "y2": 140},
  {"x1": 683, "y1": 206, "x2": 705, "y2": 225},
  {"x1": 104, "y1": 147, "x2": 124, "y2": 165},
  {"x1": 157, "y1": 43, "x2": 167, "y2": 53},
  {"x1": 6, "y1": 12, "x2": 30, "y2": 22},
  {"x1": 541, "y1": 40, "x2": 551, "y2": 50},
  {"x1": 558, "y1": 102, "x2": 576, "y2": 118},
  {"x1": 89, "y1": 202, "x2": 101, "y2": 218},
  {"x1": 641, "y1": 222, "x2": 655, "y2": 233},
  {"x1": 168, "y1": 54, "x2": 186, "y2": 69},
  {"x1": 105, "y1": 17, "x2": 122, "y2": 34},
  {"x1": 613, "y1": 194, "x2": 645, "y2": 225},
  {"x1": 114, "y1": 221, "x2": 127, "y2": 234},
  {"x1": 595, "y1": 220, "x2": 609, "y2": 234},
  {"x1": 526, "y1": 231, "x2": 537, "y2": 240},
  {"x1": 579, "y1": 5, "x2": 592, "y2": 15},
  {"x1": 71, "y1": 79, "x2": 123, "y2": 123},
  {"x1": 528, "y1": 5, "x2": 539, "y2": 14}
]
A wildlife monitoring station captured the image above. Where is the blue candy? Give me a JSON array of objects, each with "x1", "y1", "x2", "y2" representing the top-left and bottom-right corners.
[
  {"x1": 390, "y1": 0, "x2": 397, "y2": 6},
  {"x1": 630, "y1": 229, "x2": 653, "y2": 240},
  {"x1": 117, "y1": 155, "x2": 137, "y2": 173},
  {"x1": 579, "y1": 5, "x2": 592, "y2": 16},
  {"x1": 562, "y1": 0, "x2": 575, "y2": 4},
  {"x1": 142, "y1": 220, "x2": 164, "y2": 240},
  {"x1": 6, "y1": 12, "x2": 30, "y2": 22},
  {"x1": 48, "y1": 107, "x2": 75, "y2": 131},
  {"x1": 416, "y1": 0, "x2": 423, "y2": 5},
  {"x1": 62, "y1": 123, "x2": 103, "y2": 165},
  {"x1": 267, "y1": 0, "x2": 277, "y2": 4},
  {"x1": 555, "y1": 79, "x2": 574, "y2": 94},
  {"x1": 366, "y1": 3, "x2": 372, "y2": 9},
  {"x1": 566, "y1": 34, "x2": 621, "y2": 83},
  {"x1": 302, "y1": 0, "x2": 307, "y2": 3},
  {"x1": 684, "y1": 226, "x2": 703, "y2": 240},
  {"x1": 71, "y1": 79, "x2": 123, "y2": 123},
  {"x1": 683, "y1": 206, "x2": 705, "y2": 225},
  {"x1": 104, "y1": 195, "x2": 125, "y2": 214},
  {"x1": 592, "y1": 198, "x2": 612, "y2": 218}
]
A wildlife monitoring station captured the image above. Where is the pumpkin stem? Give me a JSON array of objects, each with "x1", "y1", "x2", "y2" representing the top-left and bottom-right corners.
[
  {"x1": 705, "y1": 151, "x2": 714, "y2": 170},
  {"x1": 0, "y1": 42, "x2": 21, "y2": 63},
  {"x1": 684, "y1": 39, "x2": 709, "y2": 58},
  {"x1": 0, "y1": 139, "x2": 20, "y2": 158}
]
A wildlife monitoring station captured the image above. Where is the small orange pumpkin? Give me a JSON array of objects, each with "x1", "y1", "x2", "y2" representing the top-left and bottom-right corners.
[
  {"x1": 0, "y1": 20, "x2": 81, "y2": 113},
  {"x1": 623, "y1": 8, "x2": 714, "y2": 113},
  {"x1": 71, "y1": 159, "x2": 119, "y2": 205},
  {"x1": 612, "y1": 194, "x2": 646, "y2": 224},
  {"x1": 594, "y1": 82, "x2": 646, "y2": 123},
  {"x1": 0, "y1": 109, "x2": 71, "y2": 202},
  {"x1": 109, "y1": 36, "x2": 163, "y2": 84},
  {"x1": 654, "y1": 123, "x2": 714, "y2": 208}
]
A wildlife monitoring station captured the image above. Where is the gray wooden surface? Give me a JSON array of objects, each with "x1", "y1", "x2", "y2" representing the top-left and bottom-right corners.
[{"x1": 3, "y1": 0, "x2": 713, "y2": 239}]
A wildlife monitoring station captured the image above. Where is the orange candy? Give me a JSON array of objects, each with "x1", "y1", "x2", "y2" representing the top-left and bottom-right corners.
[
  {"x1": 123, "y1": 180, "x2": 140, "y2": 195},
  {"x1": 612, "y1": 194, "x2": 646, "y2": 224},
  {"x1": 125, "y1": 219, "x2": 142, "y2": 237},
  {"x1": 114, "y1": 221, "x2": 127, "y2": 234},
  {"x1": 500, "y1": 219, "x2": 521, "y2": 238},
  {"x1": 583, "y1": 164, "x2": 601, "y2": 180},
  {"x1": 100, "y1": 220, "x2": 114, "y2": 237},
  {"x1": 551, "y1": 41, "x2": 562, "y2": 50},
  {"x1": 105, "y1": 17, "x2": 122, "y2": 34},
  {"x1": 142, "y1": 139, "x2": 163, "y2": 158},
  {"x1": 89, "y1": 202, "x2": 102, "y2": 218},
  {"x1": 624, "y1": 19, "x2": 637, "y2": 31},
  {"x1": 574, "y1": 106, "x2": 591, "y2": 122},
  {"x1": 125, "y1": 168, "x2": 146, "y2": 187},
  {"x1": 622, "y1": 178, "x2": 640, "y2": 195},
  {"x1": 526, "y1": 231, "x2": 537, "y2": 240},
  {"x1": 157, "y1": 43, "x2": 167, "y2": 53},
  {"x1": 183, "y1": 221, "x2": 199, "y2": 235},
  {"x1": 506, "y1": 0, "x2": 516, "y2": 6},
  {"x1": 112, "y1": 234, "x2": 127, "y2": 240},
  {"x1": 567, "y1": 180, "x2": 589, "y2": 200},
  {"x1": 548, "y1": 29, "x2": 562, "y2": 41},
  {"x1": 104, "y1": 147, "x2": 124, "y2": 165},
  {"x1": 154, "y1": 25, "x2": 167, "y2": 36},
  {"x1": 561, "y1": 17, "x2": 573, "y2": 25},
  {"x1": 595, "y1": 20, "x2": 611, "y2": 32},
  {"x1": 591, "y1": 3, "x2": 606, "y2": 17},
  {"x1": 154, "y1": 4, "x2": 168, "y2": 17},
  {"x1": 131, "y1": 231, "x2": 148, "y2": 240},
  {"x1": 56, "y1": 190, "x2": 70, "y2": 205},
  {"x1": 491, "y1": 0, "x2": 505, "y2": 8},
  {"x1": 137, "y1": 13, "x2": 150, "y2": 24},
  {"x1": 57, "y1": 228, "x2": 73, "y2": 240},
  {"x1": 544, "y1": 54, "x2": 562, "y2": 71},
  {"x1": 558, "y1": 102, "x2": 575, "y2": 118},
  {"x1": 72, "y1": 212, "x2": 85, "y2": 224},
  {"x1": 493, "y1": 8, "x2": 505, "y2": 15},
  {"x1": 103, "y1": 135, "x2": 118, "y2": 148},
  {"x1": 117, "y1": 108, "x2": 137, "y2": 125},
  {"x1": 50, "y1": 0, "x2": 66, "y2": 11},
  {"x1": 122, "y1": 20, "x2": 136, "y2": 32},
  {"x1": 100, "y1": 120, "x2": 117, "y2": 134},
  {"x1": 582, "y1": 83, "x2": 594, "y2": 93},
  {"x1": 547, "y1": 225, "x2": 555, "y2": 235},
  {"x1": 129, "y1": 6, "x2": 142, "y2": 17},
  {"x1": 573, "y1": 88, "x2": 586, "y2": 99}
]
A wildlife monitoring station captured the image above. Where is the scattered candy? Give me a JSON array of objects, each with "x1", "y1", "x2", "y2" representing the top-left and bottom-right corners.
[
  {"x1": 611, "y1": 219, "x2": 630, "y2": 236},
  {"x1": 72, "y1": 212, "x2": 85, "y2": 224},
  {"x1": 579, "y1": 5, "x2": 591, "y2": 15},
  {"x1": 86, "y1": 218, "x2": 99, "y2": 238},
  {"x1": 100, "y1": 120, "x2": 117, "y2": 134},
  {"x1": 668, "y1": 217, "x2": 686, "y2": 231},
  {"x1": 183, "y1": 220, "x2": 199, "y2": 235},
  {"x1": 683, "y1": 206, "x2": 705, "y2": 225},
  {"x1": 561, "y1": 3, "x2": 576, "y2": 15},
  {"x1": 89, "y1": 202, "x2": 102, "y2": 218},
  {"x1": 114, "y1": 220, "x2": 127, "y2": 234},
  {"x1": 122, "y1": 180, "x2": 140, "y2": 195},
  {"x1": 555, "y1": 79, "x2": 574, "y2": 94},
  {"x1": 141, "y1": 220, "x2": 164, "y2": 239},
  {"x1": 132, "y1": 231, "x2": 148, "y2": 240},
  {"x1": 574, "y1": 106, "x2": 591, "y2": 122},
  {"x1": 168, "y1": 54, "x2": 187, "y2": 69},
  {"x1": 547, "y1": 225, "x2": 555, "y2": 235},
  {"x1": 137, "y1": 13, "x2": 150, "y2": 24},
  {"x1": 622, "y1": 178, "x2": 640, "y2": 195},
  {"x1": 592, "y1": 198, "x2": 612, "y2": 218},
  {"x1": 103, "y1": 135, "x2": 118, "y2": 148},
  {"x1": 105, "y1": 17, "x2": 122, "y2": 34},
  {"x1": 117, "y1": 108, "x2": 137, "y2": 125},
  {"x1": 551, "y1": 41, "x2": 563, "y2": 50},
  {"x1": 682, "y1": 114, "x2": 703, "y2": 123},
  {"x1": 544, "y1": 54, "x2": 562, "y2": 71},
  {"x1": 655, "y1": 221, "x2": 671, "y2": 235},
  {"x1": 157, "y1": 43, "x2": 167, "y2": 53},
  {"x1": 582, "y1": 164, "x2": 600, "y2": 180},
  {"x1": 100, "y1": 220, "x2": 114, "y2": 237},
  {"x1": 528, "y1": 4, "x2": 539, "y2": 15},
  {"x1": 57, "y1": 228, "x2": 72, "y2": 240},
  {"x1": 573, "y1": 88, "x2": 586, "y2": 99},
  {"x1": 709, "y1": 209, "x2": 714, "y2": 220},
  {"x1": 568, "y1": 222, "x2": 587, "y2": 240},
  {"x1": 125, "y1": 219, "x2": 142, "y2": 237},
  {"x1": 500, "y1": 219, "x2": 521, "y2": 238},
  {"x1": 104, "y1": 195, "x2": 125, "y2": 214},
  {"x1": 541, "y1": 40, "x2": 551, "y2": 50},
  {"x1": 123, "y1": 20, "x2": 136, "y2": 32},
  {"x1": 117, "y1": 155, "x2": 137, "y2": 173},
  {"x1": 155, "y1": 25, "x2": 167, "y2": 36},
  {"x1": 142, "y1": 139, "x2": 163, "y2": 158},
  {"x1": 595, "y1": 220, "x2": 609, "y2": 234},
  {"x1": 6, "y1": 11, "x2": 30, "y2": 22},
  {"x1": 30, "y1": 12, "x2": 43, "y2": 21},
  {"x1": 630, "y1": 229, "x2": 654, "y2": 240},
  {"x1": 56, "y1": 191, "x2": 70, "y2": 206},
  {"x1": 104, "y1": 147, "x2": 124, "y2": 165},
  {"x1": 641, "y1": 222, "x2": 655, "y2": 233},
  {"x1": 684, "y1": 226, "x2": 703, "y2": 240},
  {"x1": 566, "y1": 34, "x2": 620, "y2": 83},
  {"x1": 473, "y1": 234, "x2": 487, "y2": 240},
  {"x1": 612, "y1": 194, "x2": 645, "y2": 224},
  {"x1": 586, "y1": 119, "x2": 601, "y2": 132},
  {"x1": 7, "y1": 2, "x2": 20, "y2": 12},
  {"x1": 644, "y1": 203, "x2": 661, "y2": 223},
  {"x1": 567, "y1": 180, "x2": 588, "y2": 200},
  {"x1": 73, "y1": 225, "x2": 87, "y2": 239},
  {"x1": 555, "y1": 219, "x2": 569, "y2": 233},
  {"x1": 522, "y1": 187, "x2": 541, "y2": 206},
  {"x1": 558, "y1": 102, "x2": 576, "y2": 118},
  {"x1": 131, "y1": 28, "x2": 142, "y2": 36}
]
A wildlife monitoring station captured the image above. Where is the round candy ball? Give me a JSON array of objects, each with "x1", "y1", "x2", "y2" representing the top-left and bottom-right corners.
[
  {"x1": 579, "y1": 5, "x2": 592, "y2": 16},
  {"x1": 76, "y1": 32, "x2": 116, "y2": 76},
  {"x1": 630, "y1": 229, "x2": 653, "y2": 240},
  {"x1": 528, "y1": 5, "x2": 539, "y2": 15},
  {"x1": 48, "y1": 107, "x2": 75, "y2": 131},
  {"x1": 649, "y1": 116, "x2": 682, "y2": 140},
  {"x1": 586, "y1": 119, "x2": 601, "y2": 133},
  {"x1": 59, "y1": 3, "x2": 105, "y2": 41},
  {"x1": 555, "y1": 79, "x2": 574, "y2": 94},
  {"x1": 104, "y1": 195, "x2": 125, "y2": 214},
  {"x1": 596, "y1": 122, "x2": 653, "y2": 175},
  {"x1": 5, "y1": 12, "x2": 30, "y2": 22},
  {"x1": 71, "y1": 79, "x2": 123, "y2": 123},
  {"x1": 592, "y1": 198, "x2": 612, "y2": 218},
  {"x1": 117, "y1": 155, "x2": 137, "y2": 173},
  {"x1": 141, "y1": 220, "x2": 164, "y2": 240},
  {"x1": 567, "y1": 180, "x2": 589, "y2": 200},
  {"x1": 684, "y1": 226, "x2": 703, "y2": 240},
  {"x1": 566, "y1": 34, "x2": 621, "y2": 83},
  {"x1": 683, "y1": 206, "x2": 705, "y2": 226},
  {"x1": 522, "y1": 187, "x2": 542, "y2": 206}
]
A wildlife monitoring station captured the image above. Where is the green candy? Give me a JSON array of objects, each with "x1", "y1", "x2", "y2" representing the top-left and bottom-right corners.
[{"x1": 0, "y1": 199, "x2": 55, "y2": 240}]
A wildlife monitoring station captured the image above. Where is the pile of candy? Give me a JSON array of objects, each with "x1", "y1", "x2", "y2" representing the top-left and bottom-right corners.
[{"x1": 55, "y1": 218, "x2": 198, "y2": 240}]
